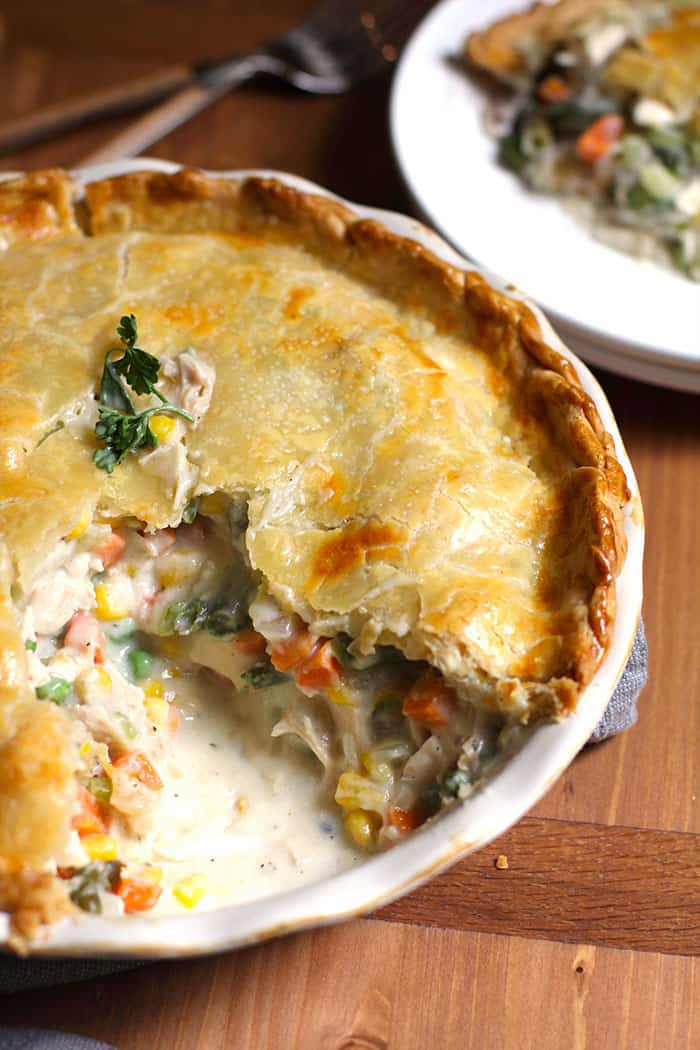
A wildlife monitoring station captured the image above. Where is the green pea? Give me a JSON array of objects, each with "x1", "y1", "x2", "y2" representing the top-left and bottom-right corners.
[
  {"x1": 24, "y1": 639, "x2": 37, "y2": 652},
  {"x1": 87, "y1": 774, "x2": 113, "y2": 806},
  {"x1": 35, "y1": 677, "x2": 71, "y2": 704},
  {"x1": 128, "y1": 648, "x2": 155, "y2": 681}
]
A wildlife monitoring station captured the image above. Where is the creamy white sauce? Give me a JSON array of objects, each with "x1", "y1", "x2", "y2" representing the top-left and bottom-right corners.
[
  {"x1": 23, "y1": 517, "x2": 362, "y2": 914},
  {"x1": 132, "y1": 674, "x2": 361, "y2": 911}
]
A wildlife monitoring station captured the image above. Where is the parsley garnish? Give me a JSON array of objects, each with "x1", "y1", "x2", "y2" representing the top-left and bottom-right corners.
[{"x1": 93, "y1": 315, "x2": 194, "y2": 473}]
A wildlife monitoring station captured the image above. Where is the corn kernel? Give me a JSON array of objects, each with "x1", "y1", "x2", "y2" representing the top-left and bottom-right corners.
[
  {"x1": 94, "y1": 582, "x2": 130, "y2": 621},
  {"x1": 335, "y1": 771, "x2": 386, "y2": 812},
  {"x1": 79, "y1": 740, "x2": 92, "y2": 758},
  {"x1": 361, "y1": 751, "x2": 394, "y2": 784},
  {"x1": 65, "y1": 508, "x2": 91, "y2": 541},
  {"x1": 94, "y1": 667, "x2": 112, "y2": 690},
  {"x1": 75, "y1": 667, "x2": 112, "y2": 700},
  {"x1": 198, "y1": 491, "x2": 227, "y2": 516},
  {"x1": 149, "y1": 414, "x2": 177, "y2": 443},
  {"x1": 344, "y1": 809, "x2": 379, "y2": 851},
  {"x1": 83, "y1": 834, "x2": 118, "y2": 861},
  {"x1": 142, "y1": 679, "x2": 164, "y2": 700},
  {"x1": 172, "y1": 873, "x2": 208, "y2": 909},
  {"x1": 327, "y1": 685, "x2": 356, "y2": 707},
  {"x1": 144, "y1": 694, "x2": 169, "y2": 731},
  {"x1": 236, "y1": 796, "x2": 250, "y2": 814}
]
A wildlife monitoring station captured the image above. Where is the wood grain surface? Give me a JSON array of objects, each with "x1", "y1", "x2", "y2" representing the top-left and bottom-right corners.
[{"x1": 1, "y1": 2, "x2": 699, "y2": 1047}]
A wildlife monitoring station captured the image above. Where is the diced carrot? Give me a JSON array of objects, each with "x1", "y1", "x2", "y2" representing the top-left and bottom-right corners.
[
  {"x1": 94, "y1": 529, "x2": 127, "y2": 569},
  {"x1": 537, "y1": 74, "x2": 573, "y2": 103},
  {"x1": 112, "y1": 751, "x2": 163, "y2": 791},
  {"x1": 386, "y1": 805, "x2": 423, "y2": 833},
  {"x1": 117, "y1": 875, "x2": 162, "y2": 913},
  {"x1": 64, "y1": 611, "x2": 106, "y2": 664},
  {"x1": 232, "y1": 628, "x2": 268, "y2": 656},
  {"x1": 575, "y1": 113, "x2": 624, "y2": 163},
  {"x1": 294, "y1": 640, "x2": 341, "y2": 693},
  {"x1": 72, "y1": 785, "x2": 107, "y2": 836},
  {"x1": 270, "y1": 627, "x2": 314, "y2": 672},
  {"x1": 402, "y1": 674, "x2": 457, "y2": 728}
]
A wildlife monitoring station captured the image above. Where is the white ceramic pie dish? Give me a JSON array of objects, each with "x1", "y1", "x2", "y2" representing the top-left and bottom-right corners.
[{"x1": 0, "y1": 160, "x2": 644, "y2": 958}]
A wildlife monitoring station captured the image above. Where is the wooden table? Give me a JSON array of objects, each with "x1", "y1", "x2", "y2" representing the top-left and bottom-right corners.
[{"x1": 1, "y1": 3, "x2": 698, "y2": 1047}]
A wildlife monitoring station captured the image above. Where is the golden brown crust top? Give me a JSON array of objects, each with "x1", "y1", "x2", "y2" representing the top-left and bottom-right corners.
[{"x1": 0, "y1": 169, "x2": 79, "y2": 247}]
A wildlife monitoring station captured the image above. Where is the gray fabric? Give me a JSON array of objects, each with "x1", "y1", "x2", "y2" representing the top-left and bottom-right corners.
[
  {"x1": 0, "y1": 957, "x2": 140, "y2": 996},
  {"x1": 0, "y1": 1030, "x2": 115, "y2": 1050},
  {"x1": 589, "y1": 620, "x2": 647, "y2": 743},
  {"x1": 0, "y1": 620, "x2": 647, "y2": 1008}
]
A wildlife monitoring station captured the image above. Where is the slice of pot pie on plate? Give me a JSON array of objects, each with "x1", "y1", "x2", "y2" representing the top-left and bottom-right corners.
[
  {"x1": 465, "y1": 0, "x2": 700, "y2": 280},
  {"x1": 0, "y1": 168, "x2": 629, "y2": 948}
]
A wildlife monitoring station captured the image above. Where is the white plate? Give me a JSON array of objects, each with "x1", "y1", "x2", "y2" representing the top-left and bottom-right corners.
[
  {"x1": 0, "y1": 160, "x2": 644, "y2": 957},
  {"x1": 390, "y1": 0, "x2": 700, "y2": 388}
]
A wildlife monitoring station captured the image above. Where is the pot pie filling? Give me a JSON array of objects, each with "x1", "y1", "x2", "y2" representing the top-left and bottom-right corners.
[
  {"x1": 0, "y1": 169, "x2": 629, "y2": 941},
  {"x1": 21, "y1": 498, "x2": 507, "y2": 917}
]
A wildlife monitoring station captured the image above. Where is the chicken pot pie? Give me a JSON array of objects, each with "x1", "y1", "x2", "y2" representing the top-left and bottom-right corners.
[
  {"x1": 0, "y1": 168, "x2": 628, "y2": 948},
  {"x1": 466, "y1": 0, "x2": 700, "y2": 280}
]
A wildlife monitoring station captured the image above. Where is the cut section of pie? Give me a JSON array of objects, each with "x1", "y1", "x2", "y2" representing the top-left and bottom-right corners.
[{"x1": 0, "y1": 168, "x2": 628, "y2": 946}]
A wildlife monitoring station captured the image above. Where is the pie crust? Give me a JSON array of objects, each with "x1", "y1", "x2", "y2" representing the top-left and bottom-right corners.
[{"x1": 0, "y1": 168, "x2": 629, "y2": 944}]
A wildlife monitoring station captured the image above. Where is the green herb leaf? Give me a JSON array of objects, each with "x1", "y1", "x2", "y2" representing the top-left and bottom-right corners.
[
  {"x1": 112, "y1": 315, "x2": 162, "y2": 398},
  {"x1": 94, "y1": 405, "x2": 157, "y2": 473},
  {"x1": 206, "y1": 598, "x2": 248, "y2": 637},
  {"x1": 93, "y1": 316, "x2": 194, "y2": 473},
  {"x1": 160, "y1": 598, "x2": 210, "y2": 636},
  {"x1": 68, "y1": 860, "x2": 122, "y2": 914},
  {"x1": 241, "y1": 663, "x2": 291, "y2": 690},
  {"x1": 99, "y1": 355, "x2": 134, "y2": 412}
]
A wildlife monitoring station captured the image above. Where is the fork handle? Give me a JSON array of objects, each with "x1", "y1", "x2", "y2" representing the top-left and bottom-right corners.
[
  {"x1": 80, "y1": 55, "x2": 264, "y2": 166},
  {"x1": 0, "y1": 65, "x2": 192, "y2": 155}
]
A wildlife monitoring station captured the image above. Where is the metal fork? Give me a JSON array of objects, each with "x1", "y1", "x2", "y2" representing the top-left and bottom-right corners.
[{"x1": 77, "y1": 0, "x2": 431, "y2": 165}]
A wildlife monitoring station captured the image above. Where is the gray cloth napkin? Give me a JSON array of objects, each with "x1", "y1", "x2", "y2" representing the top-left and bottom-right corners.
[
  {"x1": 0, "y1": 620, "x2": 647, "y2": 1013},
  {"x1": 0, "y1": 1031, "x2": 115, "y2": 1050}
]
